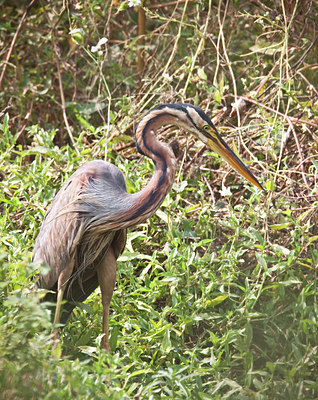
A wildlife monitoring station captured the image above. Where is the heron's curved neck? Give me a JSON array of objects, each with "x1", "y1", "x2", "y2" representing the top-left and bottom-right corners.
[{"x1": 127, "y1": 111, "x2": 179, "y2": 226}]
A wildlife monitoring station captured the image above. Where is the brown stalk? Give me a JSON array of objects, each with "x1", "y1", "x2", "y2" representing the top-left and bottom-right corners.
[
  {"x1": 137, "y1": 4, "x2": 146, "y2": 75},
  {"x1": 183, "y1": 144, "x2": 205, "y2": 174},
  {"x1": 0, "y1": 0, "x2": 37, "y2": 90}
]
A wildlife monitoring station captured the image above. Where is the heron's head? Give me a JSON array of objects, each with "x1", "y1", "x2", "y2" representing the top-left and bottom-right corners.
[{"x1": 150, "y1": 103, "x2": 263, "y2": 190}]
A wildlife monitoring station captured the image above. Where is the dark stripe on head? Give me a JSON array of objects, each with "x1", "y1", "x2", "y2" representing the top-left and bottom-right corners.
[{"x1": 150, "y1": 103, "x2": 217, "y2": 132}]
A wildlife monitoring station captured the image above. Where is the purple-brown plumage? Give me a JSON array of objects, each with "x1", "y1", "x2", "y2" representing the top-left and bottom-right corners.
[{"x1": 34, "y1": 103, "x2": 262, "y2": 351}]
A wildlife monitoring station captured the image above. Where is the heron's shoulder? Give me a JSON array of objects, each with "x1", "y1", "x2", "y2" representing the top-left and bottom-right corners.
[
  {"x1": 75, "y1": 160, "x2": 126, "y2": 191},
  {"x1": 76, "y1": 160, "x2": 122, "y2": 175}
]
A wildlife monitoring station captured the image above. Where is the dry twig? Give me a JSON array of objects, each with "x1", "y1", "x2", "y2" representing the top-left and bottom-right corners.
[{"x1": 0, "y1": 0, "x2": 37, "y2": 90}]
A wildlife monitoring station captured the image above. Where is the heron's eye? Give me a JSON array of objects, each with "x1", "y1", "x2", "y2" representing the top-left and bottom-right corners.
[{"x1": 202, "y1": 124, "x2": 217, "y2": 141}]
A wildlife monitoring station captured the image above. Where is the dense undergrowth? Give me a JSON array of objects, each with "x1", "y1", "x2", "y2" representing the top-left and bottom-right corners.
[{"x1": 1, "y1": 0, "x2": 317, "y2": 399}]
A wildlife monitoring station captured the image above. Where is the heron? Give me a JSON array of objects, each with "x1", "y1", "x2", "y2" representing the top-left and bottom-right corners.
[{"x1": 33, "y1": 103, "x2": 263, "y2": 351}]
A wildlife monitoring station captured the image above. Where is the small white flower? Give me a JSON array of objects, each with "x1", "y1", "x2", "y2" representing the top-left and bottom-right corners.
[
  {"x1": 98, "y1": 37, "x2": 108, "y2": 46},
  {"x1": 91, "y1": 37, "x2": 108, "y2": 53},
  {"x1": 128, "y1": 0, "x2": 141, "y2": 7},
  {"x1": 162, "y1": 73, "x2": 173, "y2": 82},
  {"x1": 69, "y1": 28, "x2": 85, "y2": 37},
  {"x1": 220, "y1": 185, "x2": 232, "y2": 197}
]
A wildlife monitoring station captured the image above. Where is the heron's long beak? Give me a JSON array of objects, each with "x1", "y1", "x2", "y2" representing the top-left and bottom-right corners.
[{"x1": 205, "y1": 128, "x2": 264, "y2": 190}]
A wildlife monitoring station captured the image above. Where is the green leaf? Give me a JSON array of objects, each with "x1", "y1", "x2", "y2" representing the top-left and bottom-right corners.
[
  {"x1": 197, "y1": 67, "x2": 207, "y2": 81},
  {"x1": 265, "y1": 178, "x2": 275, "y2": 191},
  {"x1": 249, "y1": 41, "x2": 282, "y2": 55},
  {"x1": 269, "y1": 222, "x2": 292, "y2": 230},
  {"x1": 214, "y1": 90, "x2": 222, "y2": 103},
  {"x1": 162, "y1": 326, "x2": 172, "y2": 352},
  {"x1": 156, "y1": 209, "x2": 168, "y2": 223}
]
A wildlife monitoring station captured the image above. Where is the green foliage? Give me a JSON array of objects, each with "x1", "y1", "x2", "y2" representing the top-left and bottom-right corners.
[{"x1": 1, "y1": 0, "x2": 318, "y2": 398}]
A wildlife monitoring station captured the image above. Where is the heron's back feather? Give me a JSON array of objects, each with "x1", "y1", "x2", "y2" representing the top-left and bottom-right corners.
[{"x1": 33, "y1": 160, "x2": 127, "y2": 298}]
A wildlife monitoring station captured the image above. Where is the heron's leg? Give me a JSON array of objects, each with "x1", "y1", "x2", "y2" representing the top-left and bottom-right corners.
[
  {"x1": 97, "y1": 246, "x2": 117, "y2": 352},
  {"x1": 52, "y1": 264, "x2": 74, "y2": 346}
]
